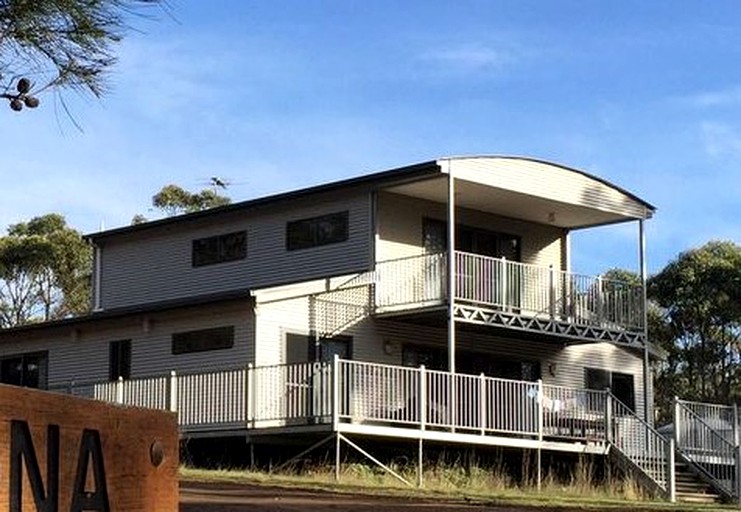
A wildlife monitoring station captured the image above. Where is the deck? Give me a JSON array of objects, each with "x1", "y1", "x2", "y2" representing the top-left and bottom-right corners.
[{"x1": 51, "y1": 358, "x2": 717, "y2": 500}]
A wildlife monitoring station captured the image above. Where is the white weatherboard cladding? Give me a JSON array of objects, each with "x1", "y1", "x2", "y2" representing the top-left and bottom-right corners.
[
  {"x1": 0, "y1": 301, "x2": 253, "y2": 387},
  {"x1": 98, "y1": 191, "x2": 372, "y2": 309},
  {"x1": 445, "y1": 157, "x2": 648, "y2": 220},
  {"x1": 552, "y1": 343, "x2": 646, "y2": 418},
  {"x1": 376, "y1": 192, "x2": 564, "y2": 268}
]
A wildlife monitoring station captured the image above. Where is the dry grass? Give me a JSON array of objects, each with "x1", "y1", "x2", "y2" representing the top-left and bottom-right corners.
[{"x1": 181, "y1": 455, "x2": 678, "y2": 510}]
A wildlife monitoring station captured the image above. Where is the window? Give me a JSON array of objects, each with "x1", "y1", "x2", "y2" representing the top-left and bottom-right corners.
[
  {"x1": 109, "y1": 339, "x2": 131, "y2": 381},
  {"x1": 585, "y1": 368, "x2": 635, "y2": 412},
  {"x1": 172, "y1": 326, "x2": 234, "y2": 355},
  {"x1": 284, "y1": 333, "x2": 352, "y2": 363},
  {"x1": 401, "y1": 344, "x2": 539, "y2": 380},
  {"x1": 192, "y1": 231, "x2": 247, "y2": 267},
  {"x1": 286, "y1": 211, "x2": 349, "y2": 251},
  {"x1": 0, "y1": 351, "x2": 48, "y2": 389},
  {"x1": 422, "y1": 218, "x2": 521, "y2": 260}
]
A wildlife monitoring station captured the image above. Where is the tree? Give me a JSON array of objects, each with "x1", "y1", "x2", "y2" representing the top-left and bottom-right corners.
[
  {"x1": 0, "y1": 214, "x2": 91, "y2": 327},
  {"x1": 0, "y1": 0, "x2": 163, "y2": 112},
  {"x1": 648, "y1": 241, "x2": 741, "y2": 413},
  {"x1": 133, "y1": 184, "x2": 231, "y2": 223}
]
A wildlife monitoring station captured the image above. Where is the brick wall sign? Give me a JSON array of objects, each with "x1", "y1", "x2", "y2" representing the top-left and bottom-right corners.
[{"x1": 0, "y1": 384, "x2": 178, "y2": 511}]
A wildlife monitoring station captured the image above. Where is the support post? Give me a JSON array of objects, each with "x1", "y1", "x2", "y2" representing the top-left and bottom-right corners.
[
  {"x1": 605, "y1": 390, "x2": 613, "y2": 444},
  {"x1": 419, "y1": 365, "x2": 427, "y2": 432},
  {"x1": 447, "y1": 166, "x2": 456, "y2": 375},
  {"x1": 247, "y1": 363, "x2": 255, "y2": 428},
  {"x1": 735, "y1": 444, "x2": 741, "y2": 504},
  {"x1": 639, "y1": 219, "x2": 650, "y2": 425},
  {"x1": 667, "y1": 438, "x2": 676, "y2": 503},
  {"x1": 116, "y1": 375, "x2": 124, "y2": 404},
  {"x1": 446, "y1": 165, "x2": 457, "y2": 431},
  {"x1": 335, "y1": 434, "x2": 341, "y2": 482},
  {"x1": 479, "y1": 373, "x2": 486, "y2": 435},
  {"x1": 673, "y1": 396, "x2": 680, "y2": 448},
  {"x1": 169, "y1": 370, "x2": 178, "y2": 413},
  {"x1": 332, "y1": 354, "x2": 340, "y2": 430},
  {"x1": 548, "y1": 264, "x2": 556, "y2": 318},
  {"x1": 417, "y1": 438, "x2": 424, "y2": 488},
  {"x1": 537, "y1": 379, "x2": 543, "y2": 492}
]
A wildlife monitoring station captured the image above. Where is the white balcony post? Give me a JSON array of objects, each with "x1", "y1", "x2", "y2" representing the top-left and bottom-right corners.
[
  {"x1": 447, "y1": 165, "x2": 456, "y2": 376},
  {"x1": 667, "y1": 438, "x2": 676, "y2": 503},
  {"x1": 735, "y1": 444, "x2": 741, "y2": 504},
  {"x1": 605, "y1": 391, "x2": 613, "y2": 444},
  {"x1": 479, "y1": 373, "x2": 486, "y2": 435},
  {"x1": 596, "y1": 275, "x2": 604, "y2": 324},
  {"x1": 445, "y1": 165, "x2": 459, "y2": 431},
  {"x1": 332, "y1": 355, "x2": 340, "y2": 430},
  {"x1": 548, "y1": 264, "x2": 556, "y2": 318},
  {"x1": 419, "y1": 365, "x2": 427, "y2": 432},
  {"x1": 116, "y1": 376, "x2": 124, "y2": 404},
  {"x1": 169, "y1": 370, "x2": 178, "y2": 413},
  {"x1": 639, "y1": 218, "x2": 650, "y2": 424},
  {"x1": 673, "y1": 396, "x2": 680, "y2": 448},
  {"x1": 500, "y1": 257, "x2": 508, "y2": 309},
  {"x1": 247, "y1": 363, "x2": 254, "y2": 428}
]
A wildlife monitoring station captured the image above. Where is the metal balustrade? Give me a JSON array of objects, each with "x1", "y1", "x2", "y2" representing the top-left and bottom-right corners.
[
  {"x1": 46, "y1": 360, "x2": 741, "y2": 503},
  {"x1": 609, "y1": 393, "x2": 673, "y2": 498},
  {"x1": 675, "y1": 398, "x2": 739, "y2": 500},
  {"x1": 370, "y1": 251, "x2": 644, "y2": 332}
]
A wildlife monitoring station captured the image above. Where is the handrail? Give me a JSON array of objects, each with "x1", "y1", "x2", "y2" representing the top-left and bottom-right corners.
[
  {"x1": 674, "y1": 399, "x2": 737, "y2": 500},
  {"x1": 607, "y1": 392, "x2": 673, "y2": 499}
]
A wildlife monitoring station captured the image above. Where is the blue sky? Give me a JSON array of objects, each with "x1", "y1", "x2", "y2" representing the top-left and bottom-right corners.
[{"x1": 1, "y1": 1, "x2": 740, "y2": 276}]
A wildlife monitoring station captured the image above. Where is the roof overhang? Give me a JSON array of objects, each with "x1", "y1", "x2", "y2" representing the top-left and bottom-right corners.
[{"x1": 383, "y1": 156, "x2": 654, "y2": 229}]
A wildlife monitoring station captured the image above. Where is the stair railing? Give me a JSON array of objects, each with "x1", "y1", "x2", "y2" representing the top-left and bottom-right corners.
[
  {"x1": 674, "y1": 397, "x2": 738, "y2": 501},
  {"x1": 607, "y1": 392, "x2": 675, "y2": 501}
]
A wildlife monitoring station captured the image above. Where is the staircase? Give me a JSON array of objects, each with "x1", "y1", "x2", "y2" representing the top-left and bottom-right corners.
[{"x1": 674, "y1": 461, "x2": 723, "y2": 504}]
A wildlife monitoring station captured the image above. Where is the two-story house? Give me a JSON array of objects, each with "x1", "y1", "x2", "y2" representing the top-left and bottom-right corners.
[{"x1": 1, "y1": 155, "x2": 701, "y2": 499}]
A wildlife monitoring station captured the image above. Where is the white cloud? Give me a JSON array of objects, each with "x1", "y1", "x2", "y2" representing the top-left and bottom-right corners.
[
  {"x1": 679, "y1": 86, "x2": 741, "y2": 108},
  {"x1": 421, "y1": 43, "x2": 517, "y2": 72},
  {"x1": 700, "y1": 121, "x2": 741, "y2": 157}
]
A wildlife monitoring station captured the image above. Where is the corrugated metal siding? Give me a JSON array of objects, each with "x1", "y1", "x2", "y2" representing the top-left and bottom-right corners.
[
  {"x1": 99, "y1": 191, "x2": 372, "y2": 309},
  {"x1": 376, "y1": 192, "x2": 563, "y2": 267},
  {"x1": 0, "y1": 301, "x2": 253, "y2": 387},
  {"x1": 446, "y1": 158, "x2": 648, "y2": 219}
]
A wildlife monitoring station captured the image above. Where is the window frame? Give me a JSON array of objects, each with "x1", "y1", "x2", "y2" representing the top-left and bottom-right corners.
[
  {"x1": 286, "y1": 211, "x2": 349, "y2": 251},
  {"x1": 109, "y1": 339, "x2": 132, "y2": 381},
  {"x1": 0, "y1": 351, "x2": 49, "y2": 389},
  {"x1": 172, "y1": 326, "x2": 235, "y2": 355},
  {"x1": 584, "y1": 367, "x2": 636, "y2": 412},
  {"x1": 192, "y1": 230, "x2": 247, "y2": 267}
]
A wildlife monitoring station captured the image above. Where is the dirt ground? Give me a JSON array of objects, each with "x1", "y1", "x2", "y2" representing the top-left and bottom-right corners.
[{"x1": 179, "y1": 480, "x2": 519, "y2": 511}]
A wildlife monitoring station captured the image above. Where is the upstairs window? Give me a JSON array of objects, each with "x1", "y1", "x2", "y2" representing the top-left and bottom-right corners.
[
  {"x1": 286, "y1": 211, "x2": 349, "y2": 251},
  {"x1": 192, "y1": 231, "x2": 247, "y2": 267},
  {"x1": 172, "y1": 326, "x2": 235, "y2": 355}
]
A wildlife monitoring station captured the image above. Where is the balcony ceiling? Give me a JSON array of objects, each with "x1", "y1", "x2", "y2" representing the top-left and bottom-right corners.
[{"x1": 383, "y1": 156, "x2": 654, "y2": 230}]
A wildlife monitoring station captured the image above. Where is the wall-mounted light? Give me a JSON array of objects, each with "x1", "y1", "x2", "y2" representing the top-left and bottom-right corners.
[
  {"x1": 383, "y1": 339, "x2": 395, "y2": 355},
  {"x1": 548, "y1": 363, "x2": 557, "y2": 377},
  {"x1": 547, "y1": 212, "x2": 556, "y2": 223}
]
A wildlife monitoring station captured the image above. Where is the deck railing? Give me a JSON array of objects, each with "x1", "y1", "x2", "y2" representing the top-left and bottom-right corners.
[
  {"x1": 372, "y1": 251, "x2": 644, "y2": 331},
  {"x1": 674, "y1": 398, "x2": 739, "y2": 500},
  {"x1": 609, "y1": 393, "x2": 674, "y2": 498}
]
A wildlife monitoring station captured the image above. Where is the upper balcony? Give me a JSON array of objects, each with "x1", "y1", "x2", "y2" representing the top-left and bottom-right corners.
[
  {"x1": 315, "y1": 156, "x2": 654, "y2": 347},
  {"x1": 312, "y1": 250, "x2": 645, "y2": 347},
  {"x1": 373, "y1": 251, "x2": 645, "y2": 344}
]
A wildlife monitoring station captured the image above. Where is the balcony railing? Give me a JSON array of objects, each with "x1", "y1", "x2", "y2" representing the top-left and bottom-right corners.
[
  {"x1": 47, "y1": 358, "x2": 678, "y2": 498},
  {"x1": 374, "y1": 251, "x2": 645, "y2": 332}
]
